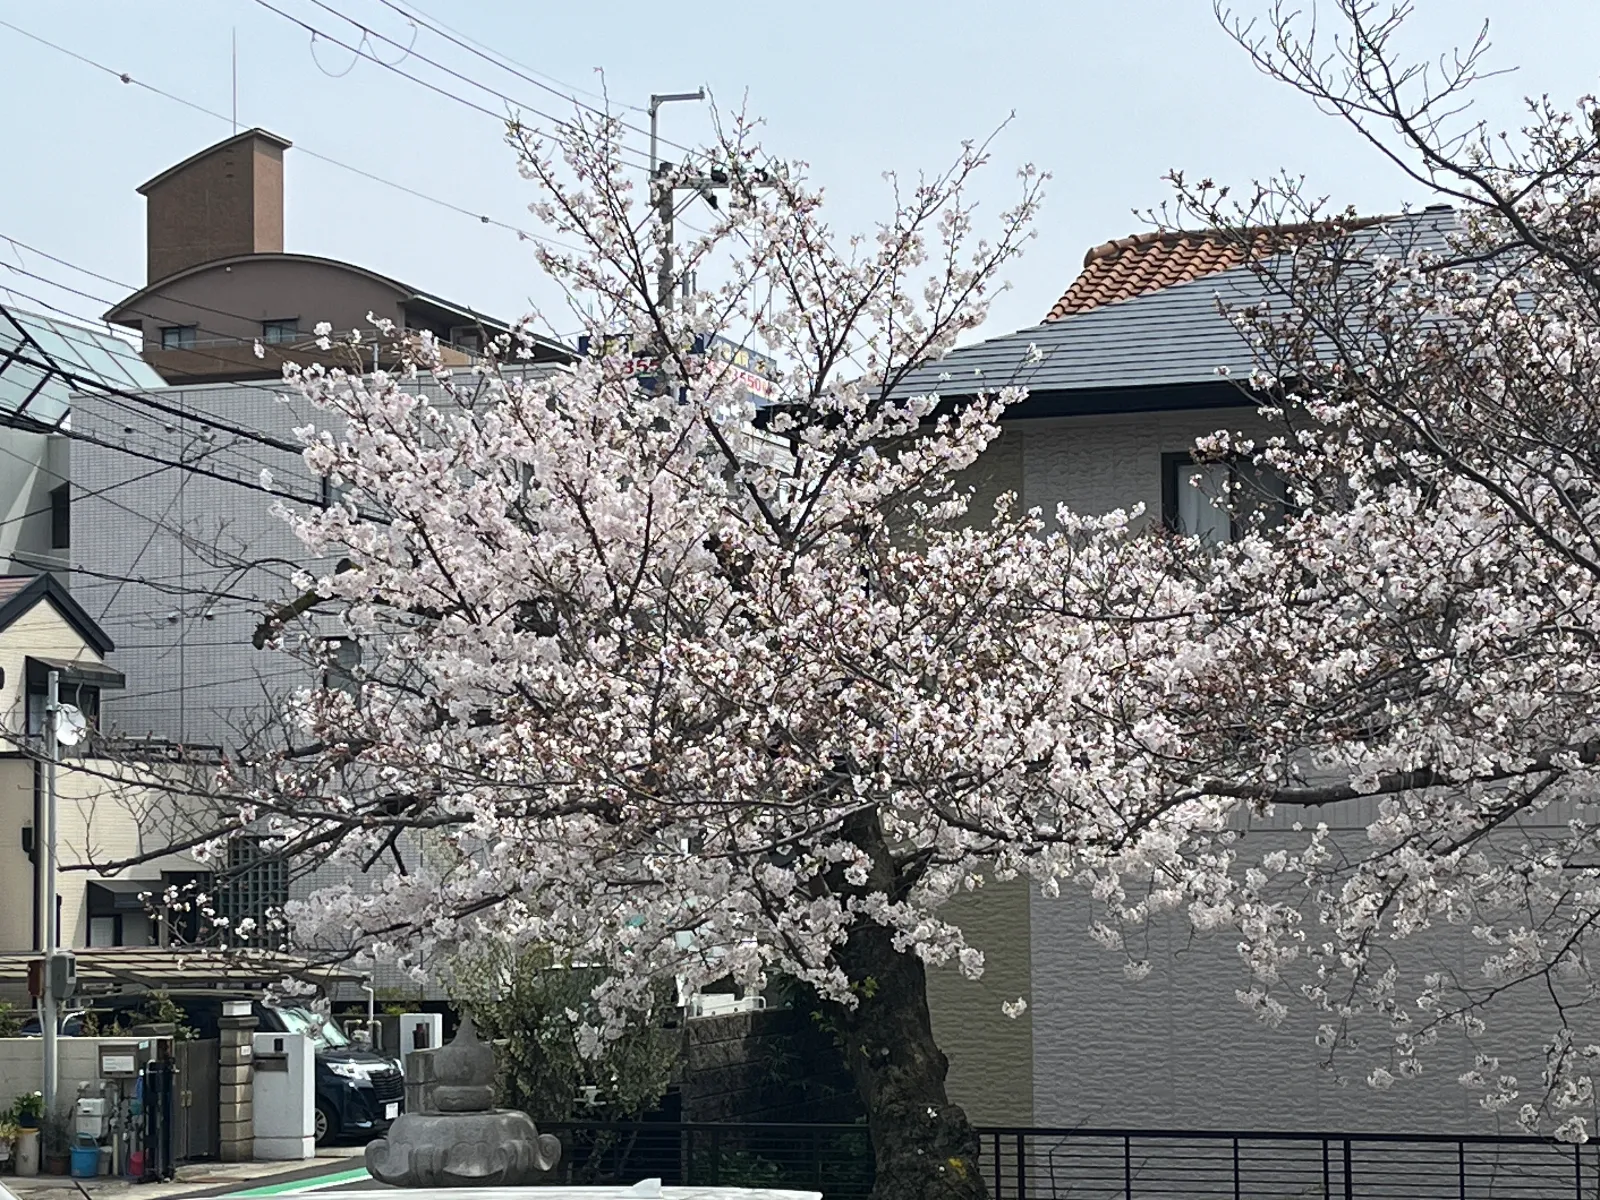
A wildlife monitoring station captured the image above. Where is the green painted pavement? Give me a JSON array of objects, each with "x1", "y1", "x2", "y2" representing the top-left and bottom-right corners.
[{"x1": 216, "y1": 1165, "x2": 372, "y2": 1196}]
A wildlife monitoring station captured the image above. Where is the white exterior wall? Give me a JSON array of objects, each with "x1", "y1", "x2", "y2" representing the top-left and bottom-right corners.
[
  {"x1": 925, "y1": 405, "x2": 1597, "y2": 1136},
  {"x1": 0, "y1": 428, "x2": 68, "y2": 578}
]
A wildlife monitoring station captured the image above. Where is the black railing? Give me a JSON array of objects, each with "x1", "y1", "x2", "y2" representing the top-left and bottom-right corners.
[
  {"x1": 982, "y1": 1127, "x2": 1600, "y2": 1199},
  {"x1": 545, "y1": 1121, "x2": 1600, "y2": 1199}
]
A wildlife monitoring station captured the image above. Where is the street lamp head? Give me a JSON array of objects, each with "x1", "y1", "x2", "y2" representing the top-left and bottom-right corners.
[{"x1": 648, "y1": 89, "x2": 706, "y2": 114}]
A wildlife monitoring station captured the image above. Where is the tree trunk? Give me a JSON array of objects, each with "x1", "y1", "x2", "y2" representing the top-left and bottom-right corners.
[
  {"x1": 815, "y1": 808, "x2": 990, "y2": 1199},
  {"x1": 827, "y1": 921, "x2": 988, "y2": 1200}
]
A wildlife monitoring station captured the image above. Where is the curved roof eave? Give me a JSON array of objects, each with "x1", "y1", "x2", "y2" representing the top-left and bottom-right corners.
[{"x1": 103, "y1": 252, "x2": 415, "y2": 326}]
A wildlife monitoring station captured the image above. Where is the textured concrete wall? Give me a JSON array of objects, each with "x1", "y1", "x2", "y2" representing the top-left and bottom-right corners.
[
  {"x1": 1026, "y1": 811, "x2": 1600, "y2": 1134},
  {"x1": 940, "y1": 406, "x2": 1595, "y2": 1135},
  {"x1": 71, "y1": 378, "x2": 343, "y2": 755},
  {"x1": 927, "y1": 407, "x2": 1270, "y2": 1128},
  {"x1": 0, "y1": 428, "x2": 68, "y2": 577},
  {"x1": 1017, "y1": 407, "x2": 1271, "y2": 524},
  {"x1": 924, "y1": 878, "x2": 1035, "y2": 1127}
]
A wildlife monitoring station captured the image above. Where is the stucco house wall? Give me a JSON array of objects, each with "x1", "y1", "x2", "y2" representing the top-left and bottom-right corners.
[
  {"x1": 927, "y1": 404, "x2": 1275, "y2": 1128},
  {"x1": 0, "y1": 592, "x2": 195, "y2": 955},
  {"x1": 927, "y1": 396, "x2": 1595, "y2": 1137}
]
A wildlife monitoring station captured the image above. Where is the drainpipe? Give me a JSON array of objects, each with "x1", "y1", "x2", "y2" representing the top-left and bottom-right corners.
[{"x1": 360, "y1": 981, "x2": 377, "y2": 1050}]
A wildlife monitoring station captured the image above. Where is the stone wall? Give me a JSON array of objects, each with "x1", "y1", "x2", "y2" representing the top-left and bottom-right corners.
[
  {"x1": 217, "y1": 1006, "x2": 257, "y2": 1161},
  {"x1": 678, "y1": 1008, "x2": 858, "y2": 1124}
]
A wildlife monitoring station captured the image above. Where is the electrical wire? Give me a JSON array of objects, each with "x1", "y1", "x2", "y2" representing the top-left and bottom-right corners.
[
  {"x1": 0, "y1": 245, "x2": 442, "y2": 423},
  {"x1": 250, "y1": 0, "x2": 659, "y2": 173},
  {"x1": 368, "y1": 0, "x2": 704, "y2": 161},
  {"x1": 0, "y1": 17, "x2": 593, "y2": 260},
  {"x1": 379, "y1": 0, "x2": 645, "y2": 113},
  {"x1": 0, "y1": 277, "x2": 307, "y2": 456}
]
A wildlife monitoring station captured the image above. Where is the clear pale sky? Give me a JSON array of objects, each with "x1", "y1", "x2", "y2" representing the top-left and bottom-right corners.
[{"x1": 4, "y1": 1, "x2": 1599, "y2": 345}]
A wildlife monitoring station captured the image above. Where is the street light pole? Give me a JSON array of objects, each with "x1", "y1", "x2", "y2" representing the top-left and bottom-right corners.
[
  {"x1": 648, "y1": 89, "x2": 705, "y2": 313},
  {"x1": 40, "y1": 668, "x2": 59, "y2": 1111}
]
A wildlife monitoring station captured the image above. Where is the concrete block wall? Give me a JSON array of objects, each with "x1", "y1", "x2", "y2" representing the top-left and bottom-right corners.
[{"x1": 0, "y1": 1036, "x2": 147, "y2": 1116}]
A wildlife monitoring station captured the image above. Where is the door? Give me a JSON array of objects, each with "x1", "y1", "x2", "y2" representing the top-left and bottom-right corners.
[{"x1": 174, "y1": 1039, "x2": 220, "y2": 1161}]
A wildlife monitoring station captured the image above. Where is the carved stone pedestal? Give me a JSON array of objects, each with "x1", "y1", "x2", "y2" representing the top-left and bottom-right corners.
[{"x1": 363, "y1": 1017, "x2": 561, "y2": 1188}]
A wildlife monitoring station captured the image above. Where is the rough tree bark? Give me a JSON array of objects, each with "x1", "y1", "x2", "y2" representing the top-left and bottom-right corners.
[{"x1": 822, "y1": 810, "x2": 989, "y2": 1200}]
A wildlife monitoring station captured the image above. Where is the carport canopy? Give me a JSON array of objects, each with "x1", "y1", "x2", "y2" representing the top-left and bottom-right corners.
[{"x1": 0, "y1": 947, "x2": 369, "y2": 998}]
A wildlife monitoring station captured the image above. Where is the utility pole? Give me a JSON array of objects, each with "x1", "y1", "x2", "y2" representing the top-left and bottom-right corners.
[
  {"x1": 648, "y1": 90, "x2": 705, "y2": 313},
  {"x1": 40, "y1": 669, "x2": 59, "y2": 1111}
]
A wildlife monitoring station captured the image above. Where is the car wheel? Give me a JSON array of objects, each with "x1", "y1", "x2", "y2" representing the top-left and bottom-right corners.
[{"x1": 314, "y1": 1102, "x2": 336, "y2": 1147}]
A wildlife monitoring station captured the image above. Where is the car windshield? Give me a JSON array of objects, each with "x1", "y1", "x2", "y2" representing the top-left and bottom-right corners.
[{"x1": 273, "y1": 1006, "x2": 351, "y2": 1050}]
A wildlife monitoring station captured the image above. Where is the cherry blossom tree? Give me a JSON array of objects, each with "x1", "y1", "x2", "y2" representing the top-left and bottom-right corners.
[
  {"x1": 208, "y1": 9, "x2": 1600, "y2": 1190},
  {"x1": 1058, "y1": 0, "x2": 1600, "y2": 1144},
  {"x1": 243, "y1": 112, "x2": 1093, "y2": 1200}
]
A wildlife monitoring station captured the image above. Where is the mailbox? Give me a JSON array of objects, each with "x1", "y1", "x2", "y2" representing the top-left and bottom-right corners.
[
  {"x1": 97, "y1": 1042, "x2": 141, "y2": 1079},
  {"x1": 255, "y1": 1035, "x2": 289, "y2": 1073}
]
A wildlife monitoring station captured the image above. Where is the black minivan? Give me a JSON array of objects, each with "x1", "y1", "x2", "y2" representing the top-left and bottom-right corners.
[{"x1": 26, "y1": 993, "x2": 405, "y2": 1145}]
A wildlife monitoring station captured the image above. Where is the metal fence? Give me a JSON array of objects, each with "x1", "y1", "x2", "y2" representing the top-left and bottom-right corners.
[
  {"x1": 982, "y1": 1128, "x2": 1600, "y2": 1200},
  {"x1": 545, "y1": 1121, "x2": 1600, "y2": 1200}
]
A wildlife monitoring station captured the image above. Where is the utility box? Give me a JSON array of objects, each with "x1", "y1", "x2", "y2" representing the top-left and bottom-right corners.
[
  {"x1": 48, "y1": 952, "x2": 76, "y2": 1000},
  {"x1": 74, "y1": 1096, "x2": 106, "y2": 1140},
  {"x1": 251, "y1": 1032, "x2": 314, "y2": 1160}
]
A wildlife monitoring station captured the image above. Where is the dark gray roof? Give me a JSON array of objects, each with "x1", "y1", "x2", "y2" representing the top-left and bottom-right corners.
[{"x1": 899, "y1": 207, "x2": 1460, "y2": 400}]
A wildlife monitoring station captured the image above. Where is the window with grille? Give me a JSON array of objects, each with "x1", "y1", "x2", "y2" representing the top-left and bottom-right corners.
[
  {"x1": 262, "y1": 319, "x2": 299, "y2": 345},
  {"x1": 219, "y1": 838, "x2": 288, "y2": 948},
  {"x1": 159, "y1": 325, "x2": 197, "y2": 350}
]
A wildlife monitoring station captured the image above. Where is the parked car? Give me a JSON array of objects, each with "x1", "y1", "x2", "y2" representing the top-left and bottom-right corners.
[{"x1": 20, "y1": 992, "x2": 404, "y2": 1145}]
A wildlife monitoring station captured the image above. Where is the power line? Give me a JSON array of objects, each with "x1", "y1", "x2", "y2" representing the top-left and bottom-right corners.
[
  {"x1": 369, "y1": 0, "x2": 706, "y2": 160},
  {"x1": 250, "y1": 0, "x2": 659, "y2": 173},
  {"x1": 385, "y1": 0, "x2": 645, "y2": 112},
  {"x1": 0, "y1": 275, "x2": 307, "y2": 455},
  {"x1": 3, "y1": 231, "x2": 374, "y2": 351},
  {"x1": 0, "y1": 17, "x2": 593, "y2": 260}
]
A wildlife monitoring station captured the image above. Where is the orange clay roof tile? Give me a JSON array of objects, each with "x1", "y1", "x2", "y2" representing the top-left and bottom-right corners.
[{"x1": 1044, "y1": 219, "x2": 1387, "y2": 321}]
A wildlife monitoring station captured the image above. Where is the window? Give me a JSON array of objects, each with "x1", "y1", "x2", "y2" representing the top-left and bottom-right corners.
[
  {"x1": 320, "y1": 473, "x2": 350, "y2": 509},
  {"x1": 218, "y1": 838, "x2": 288, "y2": 948},
  {"x1": 262, "y1": 319, "x2": 299, "y2": 345},
  {"x1": 159, "y1": 325, "x2": 197, "y2": 350},
  {"x1": 322, "y1": 636, "x2": 361, "y2": 697},
  {"x1": 26, "y1": 683, "x2": 99, "y2": 740},
  {"x1": 49, "y1": 484, "x2": 69, "y2": 550},
  {"x1": 1162, "y1": 453, "x2": 1289, "y2": 544}
]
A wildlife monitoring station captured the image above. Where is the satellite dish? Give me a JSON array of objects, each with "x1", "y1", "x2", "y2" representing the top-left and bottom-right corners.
[{"x1": 54, "y1": 704, "x2": 87, "y2": 748}]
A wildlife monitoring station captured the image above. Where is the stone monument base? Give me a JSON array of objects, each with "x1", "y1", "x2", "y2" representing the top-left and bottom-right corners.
[{"x1": 364, "y1": 1108, "x2": 561, "y2": 1187}]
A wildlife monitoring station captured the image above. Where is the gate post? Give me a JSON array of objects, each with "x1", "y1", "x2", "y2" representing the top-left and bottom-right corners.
[{"x1": 218, "y1": 1000, "x2": 258, "y2": 1162}]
